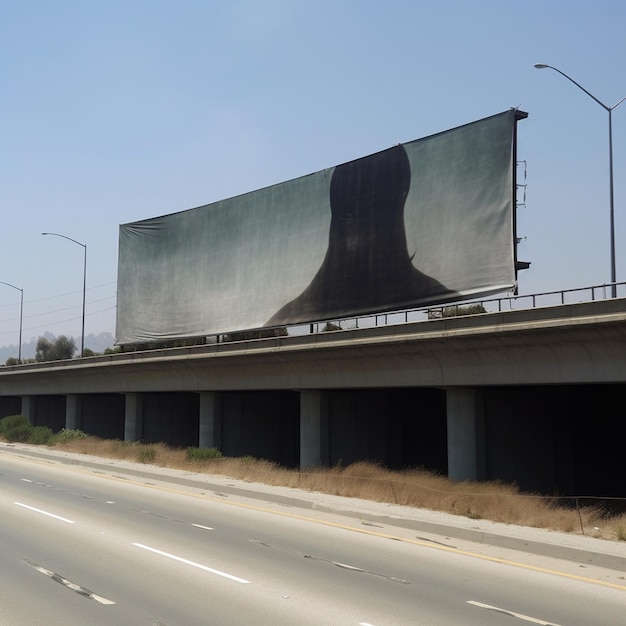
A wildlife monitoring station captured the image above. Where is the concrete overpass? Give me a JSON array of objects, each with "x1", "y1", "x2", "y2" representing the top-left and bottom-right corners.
[{"x1": 1, "y1": 296, "x2": 625, "y2": 497}]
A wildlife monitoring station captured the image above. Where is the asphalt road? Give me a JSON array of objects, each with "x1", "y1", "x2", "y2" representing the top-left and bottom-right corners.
[{"x1": 1, "y1": 449, "x2": 625, "y2": 625}]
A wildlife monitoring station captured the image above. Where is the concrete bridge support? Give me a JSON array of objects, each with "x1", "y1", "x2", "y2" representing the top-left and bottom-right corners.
[
  {"x1": 446, "y1": 388, "x2": 486, "y2": 482},
  {"x1": 65, "y1": 394, "x2": 82, "y2": 431},
  {"x1": 299, "y1": 390, "x2": 329, "y2": 468},
  {"x1": 199, "y1": 391, "x2": 222, "y2": 449},
  {"x1": 21, "y1": 396, "x2": 35, "y2": 424},
  {"x1": 124, "y1": 393, "x2": 144, "y2": 441}
]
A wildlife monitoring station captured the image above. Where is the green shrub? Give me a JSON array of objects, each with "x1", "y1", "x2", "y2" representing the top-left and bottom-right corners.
[
  {"x1": 5, "y1": 423, "x2": 34, "y2": 442},
  {"x1": 54, "y1": 428, "x2": 88, "y2": 443},
  {"x1": 322, "y1": 322, "x2": 342, "y2": 332},
  {"x1": 465, "y1": 511, "x2": 482, "y2": 520},
  {"x1": 28, "y1": 426, "x2": 54, "y2": 445},
  {"x1": 138, "y1": 446, "x2": 156, "y2": 463},
  {"x1": 428, "y1": 304, "x2": 488, "y2": 319},
  {"x1": 186, "y1": 446, "x2": 223, "y2": 461},
  {"x1": 0, "y1": 414, "x2": 30, "y2": 436}
]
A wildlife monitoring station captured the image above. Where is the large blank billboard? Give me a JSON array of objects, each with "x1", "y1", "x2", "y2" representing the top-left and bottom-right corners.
[{"x1": 116, "y1": 109, "x2": 525, "y2": 344}]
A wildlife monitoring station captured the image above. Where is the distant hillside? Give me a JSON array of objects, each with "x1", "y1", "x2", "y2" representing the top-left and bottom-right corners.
[{"x1": 1, "y1": 331, "x2": 116, "y2": 363}]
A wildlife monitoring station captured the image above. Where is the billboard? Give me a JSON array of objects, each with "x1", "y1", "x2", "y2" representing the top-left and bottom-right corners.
[{"x1": 116, "y1": 109, "x2": 526, "y2": 344}]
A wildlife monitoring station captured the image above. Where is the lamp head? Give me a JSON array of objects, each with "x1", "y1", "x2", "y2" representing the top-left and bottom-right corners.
[{"x1": 534, "y1": 63, "x2": 549, "y2": 69}]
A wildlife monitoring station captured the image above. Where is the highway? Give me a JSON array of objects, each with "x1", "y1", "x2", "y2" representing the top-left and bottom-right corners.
[{"x1": 1, "y1": 451, "x2": 625, "y2": 625}]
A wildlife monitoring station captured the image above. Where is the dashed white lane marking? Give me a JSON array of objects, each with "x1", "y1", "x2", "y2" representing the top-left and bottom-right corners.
[
  {"x1": 467, "y1": 601, "x2": 561, "y2": 625},
  {"x1": 22, "y1": 559, "x2": 115, "y2": 605},
  {"x1": 334, "y1": 562, "x2": 363, "y2": 571},
  {"x1": 192, "y1": 523, "x2": 214, "y2": 531},
  {"x1": 14, "y1": 502, "x2": 75, "y2": 524},
  {"x1": 133, "y1": 542, "x2": 250, "y2": 584}
]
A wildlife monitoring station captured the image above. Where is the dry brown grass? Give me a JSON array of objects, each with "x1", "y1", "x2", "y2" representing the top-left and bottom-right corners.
[{"x1": 51, "y1": 437, "x2": 626, "y2": 541}]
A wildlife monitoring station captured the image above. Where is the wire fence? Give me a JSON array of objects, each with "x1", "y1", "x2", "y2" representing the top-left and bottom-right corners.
[{"x1": 272, "y1": 467, "x2": 626, "y2": 538}]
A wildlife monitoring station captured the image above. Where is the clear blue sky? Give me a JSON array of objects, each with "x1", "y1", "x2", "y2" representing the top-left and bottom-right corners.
[{"x1": 1, "y1": 0, "x2": 625, "y2": 349}]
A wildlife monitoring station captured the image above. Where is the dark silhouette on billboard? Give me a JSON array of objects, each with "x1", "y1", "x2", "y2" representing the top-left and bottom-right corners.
[{"x1": 266, "y1": 144, "x2": 458, "y2": 326}]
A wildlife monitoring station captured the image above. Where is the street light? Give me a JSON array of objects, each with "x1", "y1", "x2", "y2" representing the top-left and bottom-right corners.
[
  {"x1": 534, "y1": 63, "x2": 626, "y2": 298},
  {"x1": 42, "y1": 232, "x2": 87, "y2": 357},
  {"x1": 0, "y1": 281, "x2": 23, "y2": 363}
]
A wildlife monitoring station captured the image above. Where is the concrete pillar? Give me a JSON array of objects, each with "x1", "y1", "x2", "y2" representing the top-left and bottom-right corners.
[
  {"x1": 199, "y1": 391, "x2": 221, "y2": 449},
  {"x1": 124, "y1": 393, "x2": 143, "y2": 442},
  {"x1": 300, "y1": 390, "x2": 328, "y2": 468},
  {"x1": 446, "y1": 388, "x2": 486, "y2": 482},
  {"x1": 65, "y1": 394, "x2": 82, "y2": 430},
  {"x1": 21, "y1": 396, "x2": 36, "y2": 424}
]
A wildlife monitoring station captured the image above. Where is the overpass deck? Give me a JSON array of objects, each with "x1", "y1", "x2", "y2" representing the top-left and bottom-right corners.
[{"x1": 2, "y1": 297, "x2": 626, "y2": 395}]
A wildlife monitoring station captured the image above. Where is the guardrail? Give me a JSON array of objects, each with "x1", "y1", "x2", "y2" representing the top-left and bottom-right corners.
[{"x1": 308, "y1": 281, "x2": 626, "y2": 333}]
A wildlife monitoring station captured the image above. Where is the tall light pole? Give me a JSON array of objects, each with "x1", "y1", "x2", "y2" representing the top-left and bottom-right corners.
[
  {"x1": 534, "y1": 63, "x2": 626, "y2": 298},
  {"x1": 0, "y1": 281, "x2": 23, "y2": 363},
  {"x1": 42, "y1": 232, "x2": 87, "y2": 357}
]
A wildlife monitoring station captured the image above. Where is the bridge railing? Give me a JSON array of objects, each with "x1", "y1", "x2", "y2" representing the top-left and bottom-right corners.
[{"x1": 307, "y1": 281, "x2": 626, "y2": 333}]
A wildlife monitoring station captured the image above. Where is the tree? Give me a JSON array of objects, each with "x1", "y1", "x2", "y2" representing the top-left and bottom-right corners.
[
  {"x1": 35, "y1": 337, "x2": 52, "y2": 361},
  {"x1": 35, "y1": 335, "x2": 77, "y2": 362}
]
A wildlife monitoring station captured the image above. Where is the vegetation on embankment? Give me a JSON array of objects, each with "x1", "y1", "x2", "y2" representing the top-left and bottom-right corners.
[{"x1": 2, "y1": 414, "x2": 625, "y2": 542}]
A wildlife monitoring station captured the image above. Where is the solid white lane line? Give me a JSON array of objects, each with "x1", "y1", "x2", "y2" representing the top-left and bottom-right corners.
[
  {"x1": 22, "y1": 559, "x2": 115, "y2": 605},
  {"x1": 133, "y1": 542, "x2": 250, "y2": 584},
  {"x1": 14, "y1": 502, "x2": 75, "y2": 524},
  {"x1": 192, "y1": 523, "x2": 214, "y2": 531},
  {"x1": 467, "y1": 601, "x2": 561, "y2": 625}
]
